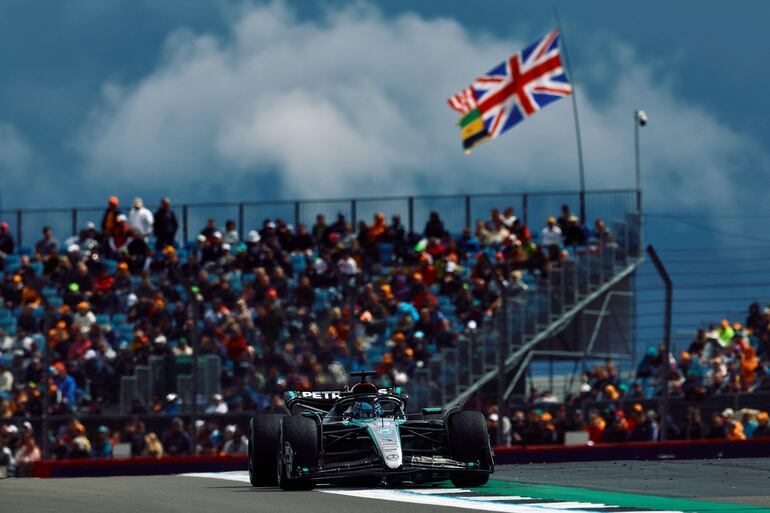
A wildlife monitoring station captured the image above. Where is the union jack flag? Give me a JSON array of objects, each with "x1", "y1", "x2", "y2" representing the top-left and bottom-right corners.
[{"x1": 448, "y1": 29, "x2": 572, "y2": 141}]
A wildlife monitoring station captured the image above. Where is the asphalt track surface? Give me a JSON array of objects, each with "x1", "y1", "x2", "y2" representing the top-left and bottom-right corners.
[{"x1": 3, "y1": 459, "x2": 770, "y2": 513}]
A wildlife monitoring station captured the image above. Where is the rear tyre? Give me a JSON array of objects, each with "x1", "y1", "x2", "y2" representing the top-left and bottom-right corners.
[
  {"x1": 278, "y1": 415, "x2": 318, "y2": 491},
  {"x1": 248, "y1": 413, "x2": 286, "y2": 486},
  {"x1": 448, "y1": 411, "x2": 492, "y2": 488}
]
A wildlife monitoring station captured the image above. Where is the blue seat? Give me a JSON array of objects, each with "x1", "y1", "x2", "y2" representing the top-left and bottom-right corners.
[
  {"x1": 111, "y1": 313, "x2": 128, "y2": 325},
  {"x1": 102, "y1": 259, "x2": 118, "y2": 274},
  {"x1": 18, "y1": 247, "x2": 32, "y2": 257},
  {"x1": 312, "y1": 288, "x2": 329, "y2": 313},
  {"x1": 48, "y1": 297, "x2": 63, "y2": 308},
  {"x1": 29, "y1": 262, "x2": 43, "y2": 275},
  {"x1": 95, "y1": 314, "x2": 110, "y2": 326},
  {"x1": 377, "y1": 243, "x2": 394, "y2": 264},
  {"x1": 42, "y1": 286, "x2": 58, "y2": 298},
  {"x1": 290, "y1": 254, "x2": 306, "y2": 273}
]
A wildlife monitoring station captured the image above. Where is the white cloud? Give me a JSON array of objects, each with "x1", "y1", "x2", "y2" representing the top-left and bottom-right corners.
[
  {"x1": 76, "y1": 1, "x2": 768, "y2": 211},
  {"x1": 0, "y1": 122, "x2": 32, "y2": 171}
]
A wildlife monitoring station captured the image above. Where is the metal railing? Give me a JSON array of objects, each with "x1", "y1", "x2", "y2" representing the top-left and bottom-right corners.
[
  {"x1": 0, "y1": 189, "x2": 638, "y2": 249},
  {"x1": 0, "y1": 189, "x2": 642, "y2": 452},
  {"x1": 405, "y1": 230, "x2": 642, "y2": 410}
]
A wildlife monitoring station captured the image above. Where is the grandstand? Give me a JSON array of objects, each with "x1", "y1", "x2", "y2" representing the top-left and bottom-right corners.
[{"x1": 2, "y1": 188, "x2": 769, "y2": 460}]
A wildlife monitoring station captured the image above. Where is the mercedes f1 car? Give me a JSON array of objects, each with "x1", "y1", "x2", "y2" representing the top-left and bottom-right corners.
[{"x1": 247, "y1": 372, "x2": 493, "y2": 490}]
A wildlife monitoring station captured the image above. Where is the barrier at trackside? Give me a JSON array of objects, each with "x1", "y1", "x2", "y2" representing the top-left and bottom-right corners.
[
  {"x1": 23, "y1": 437, "x2": 770, "y2": 478},
  {"x1": 493, "y1": 437, "x2": 770, "y2": 465},
  {"x1": 29, "y1": 454, "x2": 247, "y2": 478}
]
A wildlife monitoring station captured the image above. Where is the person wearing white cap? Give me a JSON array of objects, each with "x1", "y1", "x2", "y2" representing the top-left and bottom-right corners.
[
  {"x1": 205, "y1": 393, "x2": 228, "y2": 414},
  {"x1": 109, "y1": 214, "x2": 131, "y2": 254},
  {"x1": 127, "y1": 197, "x2": 154, "y2": 239}
]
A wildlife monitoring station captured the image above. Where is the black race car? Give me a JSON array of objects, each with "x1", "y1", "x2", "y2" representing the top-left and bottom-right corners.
[{"x1": 248, "y1": 371, "x2": 494, "y2": 490}]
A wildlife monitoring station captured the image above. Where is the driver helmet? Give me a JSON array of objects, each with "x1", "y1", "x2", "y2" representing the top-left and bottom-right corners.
[{"x1": 351, "y1": 400, "x2": 382, "y2": 419}]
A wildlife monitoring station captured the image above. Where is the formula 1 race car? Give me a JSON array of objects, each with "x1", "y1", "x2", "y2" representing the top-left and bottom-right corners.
[{"x1": 248, "y1": 371, "x2": 493, "y2": 490}]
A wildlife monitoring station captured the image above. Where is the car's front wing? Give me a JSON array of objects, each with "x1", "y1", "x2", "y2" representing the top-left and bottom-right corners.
[{"x1": 289, "y1": 454, "x2": 492, "y2": 483}]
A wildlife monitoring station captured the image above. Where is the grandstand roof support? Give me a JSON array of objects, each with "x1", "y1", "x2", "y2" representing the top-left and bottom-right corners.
[{"x1": 445, "y1": 258, "x2": 643, "y2": 410}]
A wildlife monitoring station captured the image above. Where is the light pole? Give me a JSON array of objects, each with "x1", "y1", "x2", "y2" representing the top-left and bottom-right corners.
[
  {"x1": 634, "y1": 110, "x2": 647, "y2": 255},
  {"x1": 634, "y1": 110, "x2": 647, "y2": 213}
]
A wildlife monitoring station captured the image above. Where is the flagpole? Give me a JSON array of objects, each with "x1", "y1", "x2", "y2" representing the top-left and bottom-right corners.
[{"x1": 553, "y1": 8, "x2": 586, "y2": 223}]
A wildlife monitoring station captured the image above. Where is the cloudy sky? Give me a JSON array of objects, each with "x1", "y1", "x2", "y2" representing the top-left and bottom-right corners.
[
  {"x1": 1, "y1": 0, "x2": 769, "y2": 355},
  {"x1": 0, "y1": 0, "x2": 767, "y2": 210}
]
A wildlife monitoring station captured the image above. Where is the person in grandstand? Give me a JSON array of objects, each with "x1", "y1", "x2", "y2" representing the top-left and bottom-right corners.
[
  {"x1": 128, "y1": 197, "x2": 154, "y2": 239},
  {"x1": 34, "y1": 226, "x2": 60, "y2": 259},
  {"x1": 163, "y1": 417, "x2": 192, "y2": 456},
  {"x1": 0, "y1": 222, "x2": 14, "y2": 270},
  {"x1": 153, "y1": 197, "x2": 178, "y2": 249}
]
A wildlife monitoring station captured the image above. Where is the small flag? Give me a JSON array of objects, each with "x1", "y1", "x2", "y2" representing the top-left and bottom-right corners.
[
  {"x1": 459, "y1": 109, "x2": 488, "y2": 153},
  {"x1": 448, "y1": 29, "x2": 572, "y2": 151}
]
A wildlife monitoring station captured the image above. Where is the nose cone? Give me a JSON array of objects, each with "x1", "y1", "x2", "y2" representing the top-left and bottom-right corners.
[{"x1": 370, "y1": 422, "x2": 403, "y2": 469}]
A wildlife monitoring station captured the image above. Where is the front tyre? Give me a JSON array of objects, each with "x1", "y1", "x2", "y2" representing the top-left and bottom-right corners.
[
  {"x1": 277, "y1": 415, "x2": 318, "y2": 491},
  {"x1": 448, "y1": 411, "x2": 492, "y2": 488},
  {"x1": 248, "y1": 413, "x2": 286, "y2": 486}
]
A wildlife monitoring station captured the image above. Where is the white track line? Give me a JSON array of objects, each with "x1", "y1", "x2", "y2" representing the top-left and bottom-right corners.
[
  {"x1": 180, "y1": 472, "x2": 684, "y2": 513},
  {"x1": 180, "y1": 471, "x2": 252, "y2": 483}
]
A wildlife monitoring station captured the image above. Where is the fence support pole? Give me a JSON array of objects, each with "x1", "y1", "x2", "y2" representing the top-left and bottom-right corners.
[
  {"x1": 16, "y1": 210, "x2": 22, "y2": 249},
  {"x1": 522, "y1": 194, "x2": 528, "y2": 227},
  {"x1": 182, "y1": 205, "x2": 188, "y2": 244},
  {"x1": 71, "y1": 209, "x2": 78, "y2": 237},
  {"x1": 351, "y1": 200, "x2": 357, "y2": 226},
  {"x1": 464, "y1": 195, "x2": 471, "y2": 229},
  {"x1": 496, "y1": 276, "x2": 509, "y2": 446},
  {"x1": 646, "y1": 244, "x2": 672, "y2": 441},
  {"x1": 408, "y1": 197, "x2": 414, "y2": 235},
  {"x1": 238, "y1": 203, "x2": 244, "y2": 241},
  {"x1": 294, "y1": 201, "x2": 300, "y2": 228}
]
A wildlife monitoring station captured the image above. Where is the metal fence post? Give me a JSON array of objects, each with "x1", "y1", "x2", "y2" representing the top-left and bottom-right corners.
[
  {"x1": 351, "y1": 199, "x2": 357, "y2": 226},
  {"x1": 408, "y1": 197, "x2": 414, "y2": 235},
  {"x1": 238, "y1": 203, "x2": 244, "y2": 241},
  {"x1": 16, "y1": 210, "x2": 22, "y2": 249},
  {"x1": 464, "y1": 195, "x2": 471, "y2": 229},
  {"x1": 72, "y1": 208, "x2": 78, "y2": 236},
  {"x1": 294, "y1": 201, "x2": 300, "y2": 228},
  {"x1": 182, "y1": 205, "x2": 188, "y2": 244},
  {"x1": 522, "y1": 194, "x2": 528, "y2": 227}
]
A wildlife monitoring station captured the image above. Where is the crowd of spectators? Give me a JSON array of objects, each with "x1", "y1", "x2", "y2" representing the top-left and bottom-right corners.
[
  {"x1": 558, "y1": 306, "x2": 770, "y2": 404},
  {"x1": 0, "y1": 414, "x2": 250, "y2": 467},
  {"x1": 486, "y1": 401, "x2": 770, "y2": 446},
  {"x1": 2, "y1": 194, "x2": 769, "y2": 461},
  {"x1": 0, "y1": 197, "x2": 611, "y2": 426},
  {"x1": 483, "y1": 302, "x2": 770, "y2": 446}
]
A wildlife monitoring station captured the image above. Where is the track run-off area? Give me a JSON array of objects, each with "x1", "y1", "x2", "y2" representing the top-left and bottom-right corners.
[{"x1": 2, "y1": 459, "x2": 769, "y2": 513}]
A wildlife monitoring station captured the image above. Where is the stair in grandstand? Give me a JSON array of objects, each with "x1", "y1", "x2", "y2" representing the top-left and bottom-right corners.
[{"x1": 407, "y1": 211, "x2": 642, "y2": 410}]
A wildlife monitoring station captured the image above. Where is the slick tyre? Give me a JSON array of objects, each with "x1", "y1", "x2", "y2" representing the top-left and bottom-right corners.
[
  {"x1": 448, "y1": 411, "x2": 492, "y2": 488},
  {"x1": 248, "y1": 413, "x2": 286, "y2": 486},
  {"x1": 278, "y1": 415, "x2": 318, "y2": 491}
]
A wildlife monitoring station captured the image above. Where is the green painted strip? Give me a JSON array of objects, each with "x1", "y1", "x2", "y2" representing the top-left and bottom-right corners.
[
  {"x1": 459, "y1": 480, "x2": 769, "y2": 512},
  {"x1": 459, "y1": 108, "x2": 481, "y2": 127}
]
